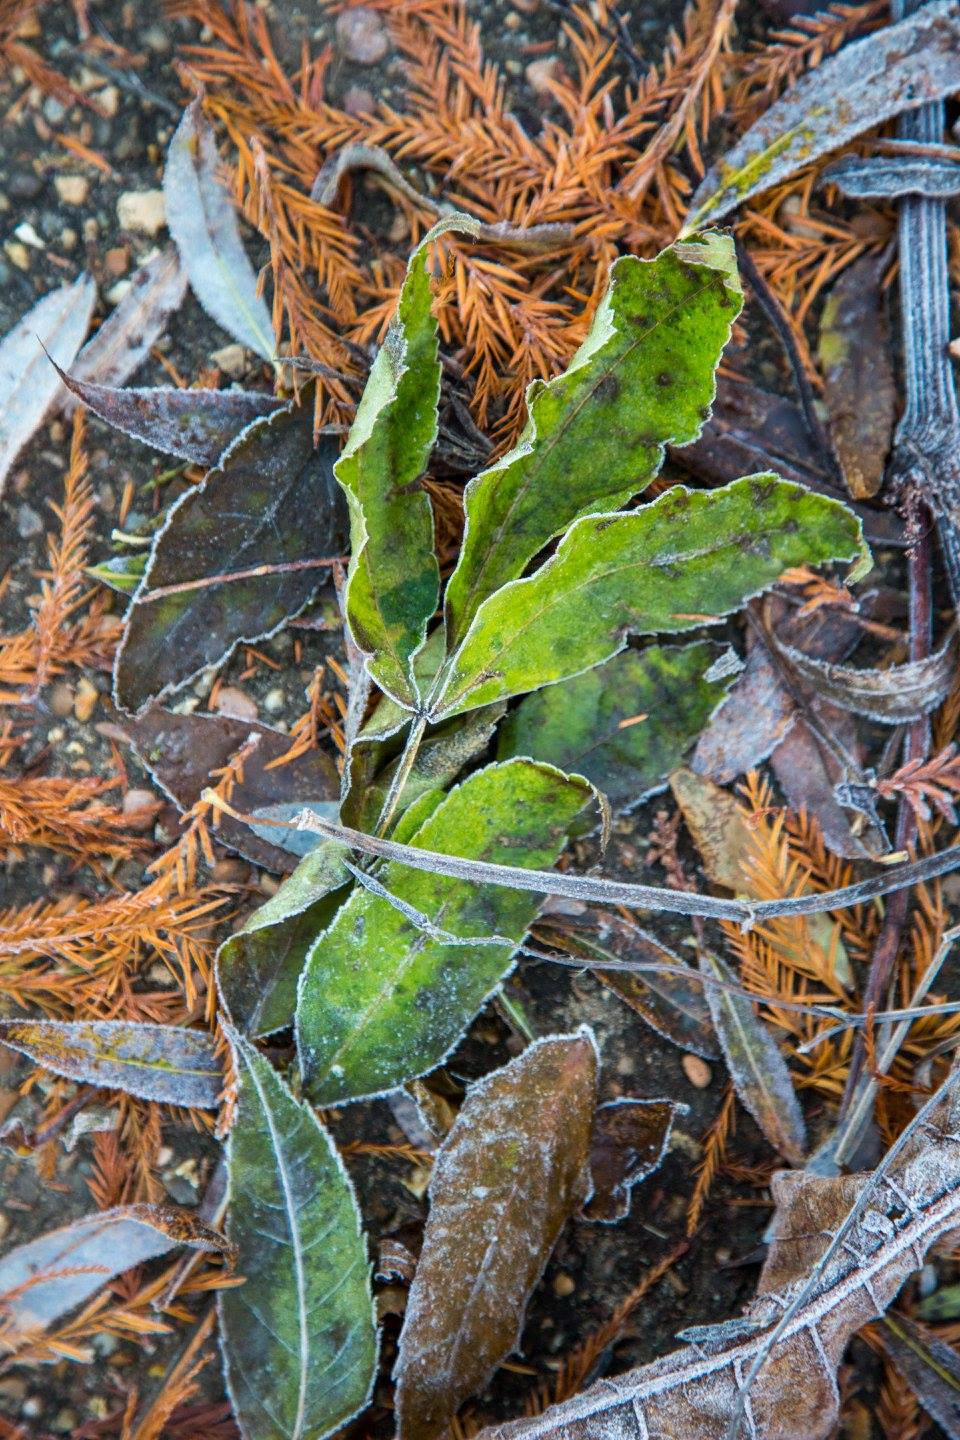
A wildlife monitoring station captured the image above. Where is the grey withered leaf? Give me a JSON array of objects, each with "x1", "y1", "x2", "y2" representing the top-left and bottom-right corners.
[
  {"x1": 0, "y1": 1204, "x2": 228, "y2": 1347},
  {"x1": 66, "y1": 246, "x2": 188, "y2": 400},
  {"x1": 57, "y1": 363, "x2": 283, "y2": 466},
  {"x1": 685, "y1": 0, "x2": 960, "y2": 229},
  {"x1": 771, "y1": 628, "x2": 957, "y2": 724},
  {"x1": 0, "y1": 1018, "x2": 221, "y2": 1108},
  {"x1": 583, "y1": 1097, "x2": 683, "y2": 1224},
  {"x1": 878, "y1": 1311, "x2": 960, "y2": 1435},
  {"x1": 395, "y1": 1030, "x2": 598, "y2": 1440},
  {"x1": 126, "y1": 708, "x2": 339, "y2": 873},
  {"x1": 114, "y1": 405, "x2": 349, "y2": 713}
]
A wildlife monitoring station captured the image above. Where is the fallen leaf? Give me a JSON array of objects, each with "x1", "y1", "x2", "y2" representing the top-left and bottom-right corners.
[
  {"x1": 497, "y1": 642, "x2": 735, "y2": 814},
  {"x1": 114, "y1": 405, "x2": 349, "y2": 712},
  {"x1": 0, "y1": 273, "x2": 95, "y2": 496},
  {"x1": 818, "y1": 252, "x2": 896, "y2": 500},
  {"x1": 670, "y1": 766, "x2": 756, "y2": 892},
  {"x1": 878, "y1": 1311, "x2": 960, "y2": 1435},
  {"x1": 685, "y1": 0, "x2": 960, "y2": 228},
  {"x1": 67, "y1": 246, "x2": 188, "y2": 397},
  {"x1": 0, "y1": 1018, "x2": 222, "y2": 1108},
  {"x1": 771, "y1": 628, "x2": 957, "y2": 723},
  {"x1": 296, "y1": 760, "x2": 591, "y2": 1105},
  {"x1": 699, "y1": 948, "x2": 807, "y2": 1164},
  {"x1": 0, "y1": 1204, "x2": 227, "y2": 1347},
  {"x1": 164, "y1": 99, "x2": 275, "y2": 362},
  {"x1": 219, "y1": 1030, "x2": 378, "y2": 1440},
  {"x1": 126, "y1": 708, "x2": 340, "y2": 872},
  {"x1": 217, "y1": 840, "x2": 350, "y2": 1037},
  {"x1": 395, "y1": 1030, "x2": 598, "y2": 1440},
  {"x1": 769, "y1": 695, "x2": 879, "y2": 860},
  {"x1": 583, "y1": 1097, "x2": 682, "y2": 1223}
]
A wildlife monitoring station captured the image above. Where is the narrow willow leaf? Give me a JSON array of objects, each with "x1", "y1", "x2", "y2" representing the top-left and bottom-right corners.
[
  {"x1": 58, "y1": 364, "x2": 282, "y2": 465},
  {"x1": 0, "y1": 273, "x2": 95, "y2": 496},
  {"x1": 217, "y1": 841, "x2": 350, "y2": 1037},
  {"x1": 685, "y1": 0, "x2": 960, "y2": 229},
  {"x1": 818, "y1": 253, "x2": 895, "y2": 501},
  {"x1": 68, "y1": 246, "x2": 187, "y2": 396},
  {"x1": 337, "y1": 216, "x2": 477, "y2": 705},
  {"x1": 0, "y1": 1019, "x2": 221, "y2": 1108},
  {"x1": 296, "y1": 760, "x2": 591, "y2": 1104},
  {"x1": 219, "y1": 1030, "x2": 377, "y2": 1440},
  {"x1": 699, "y1": 949, "x2": 806, "y2": 1164},
  {"x1": 880, "y1": 1311, "x2": 960, "y2": 1435},
  {"x1": 433, "y1": 477, "x2": 866, "y2": 720},
  {"x1": 443, "y1": 232, "x2": 742, "y2": 649},
  {"x1": 115, "y1": 407, "x2": 348, "y2": 713},
  {"x1": 584, "y1": 1097, "x2": 682, "y2": 1224},
  {"x1": 395, "y1": 1030, "x2": 598, "y2": 1440},
  {"x1": 164, "y1": 99, "x2": 275, "y2": 361},
  {"x1": 0, "y1": 1204, "x2": 227, "y2": 1344},
  {"x1": 498, "y1": 643, "x2": 733, "y2": 813}
]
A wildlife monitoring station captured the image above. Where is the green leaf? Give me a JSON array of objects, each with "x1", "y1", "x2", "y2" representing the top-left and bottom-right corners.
[
  {"x1": 395, "y1": 1030, "x2": 598, "y2": 1440},
  {"x1": 0, "y1": 1019, "x2": 221, "y2": 1108},
  {"x1": 296, "y1": 759, "x2": 591, "y2": 1104},
  {"x1": 442, "y1": 232, "x2": 742, "y2": 650},
  {"x1": 337, "y1": 216, "x2": 477, "y2": 707},
  {"x1": 433, "y1": 476, "x2": 866, "y2": 720},
  {"x1": 497, "y1": 642, "x2": 734, "y2": 812},
  {"x1": 115, "y1": 406, "x2": 348, "y2": 714},
  {"x1": 216, "y1": 842, "x2": 350, "y2": 1038},
  {"x1": 219, "y1": 1030, "x2": 377, "y2": 1440}
]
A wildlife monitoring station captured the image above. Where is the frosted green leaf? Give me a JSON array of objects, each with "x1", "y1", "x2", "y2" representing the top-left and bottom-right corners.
[
  {"x1": 433, "y1": 476, "x2": 866, "y2": 720},
  {"x1": 337, "y1": 215, "x2": 478, "y2": 707},
  {"x1": 296, "y1": 759, "x2": 591, "y2": 1104},
  {"x1": 219, "y1": 1030, "x2": 377, "y2": 1440},
  {"x1": 442, "y1": 232, "x2": 742, "y2": 650}
]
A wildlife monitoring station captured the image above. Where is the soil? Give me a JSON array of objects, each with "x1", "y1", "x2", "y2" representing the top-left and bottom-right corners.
[{"x1": 0, "y1": 1, "x2": 909, "y2": 1437}]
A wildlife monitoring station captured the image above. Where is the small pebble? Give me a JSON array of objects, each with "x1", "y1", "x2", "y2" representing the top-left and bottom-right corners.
[
  {"x1": 263, "y1": 685, "x2": 285, "y2": 714},
  {"x1": 47, "y1": 681, "x2": 75, "y2": 718},
  {"x1": 123, "y1": 788, "x2": 159, "y2": 830},
  {"x1": 681, "y1": 1054, "x2": 712, "y2": 1088},
  {"x1": 343, "y1": 85, "x2": 376, "y2": 117},
  {"x1": 335, "y1": 6, "x2": 389, "y2": 64},
  {"x1": 59, "y1": 226, "x2": 77, "y2": 250},
  {"x1": 552, "y1": 1272, "x2": 576, "y2": 1297},
  {"x1": 15, "y1": 503, "x2": 43, "y2": 538},
  {"x1": 105, "y1": 245, "x2": 129, "y2": 277},
  {"x1": 117, "y1": 189, "x2": 166, "y2": 236},
  {"x1": 210, "y1": 342, "x2": 247, "y2": 377},
  {"x1": 4, "y1": 240, "x2": 30, "y2": 271},
  {"x1": 106, "y1": 279, "x2": 132, "y2": 305},
  {"x1": 14, "y1": 220, "x2": 44, "y2": 248},
  {"x1": 525, "y1": 56, "x2": 563, "y2": 96},
  {"x1": 73, "y1": 676, "x2": 99, "y2": 722},
  {"x1": 9, "y1": 172, "x2": 43, "y2": 200},
  {"x1": 95, "y1": 83, "x2": 120, "y2": 117},
  {"x1": 214, "y1": 685, "x2": 258, "y2": 722},
  {"x1": 54, "y1": 174, "x2": 89, "y2": 206}
]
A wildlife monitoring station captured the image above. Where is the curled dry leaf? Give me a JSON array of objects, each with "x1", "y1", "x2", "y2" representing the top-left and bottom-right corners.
[
  {"x1": 699, "y1": 948, "x2": 807, "y2": 1165},
  {"x1": 878, "y1": 1311, "x2": 960, "y2": 1435},
  {"x1": 58, "y1": 364, "x2": 282, "y2": 466},
  {"x1": 686, "y1": 0, "x2": 960, "y2": 228},
  {"x1": 583, "y1": 1097, "x2": 683, "y2": 1224},
  {"x1": 0, "y1": 272, "x2": 95, "y2": 496},
  {"x1": 0, "y1": 1018, "x2": 222, "y2": 1108},
  {"x1": 0, "y1": 1204, "x2": 228, "y2": 1347},
  {"x1": 219, "y1": 1029, "x2": 377, "y2": 1440},
  {"x1": 818, "y1": 252, "x2": 896, "y2": 501},
  {"x1": 395, "y1": 1029, "x2": 598, "y2": 1440},
  {"x1": 771, "y1": 628, "x2": 957, "y2": 723},
  {"x1": 164, "y1": 99, "x2": 275, "y2": 362},
  {"x1": 474, "y1": 1062, "x2": 960, "y2": 1440},
  {"x1": 67, "y1": 245, "x2": 188, "y2": 397},
  {"x1": 114, "y1": 406, "x2": 349, "y2": 713},
  {"x1": 127, "y1": 708, "x2": 340, "y2": 873}
]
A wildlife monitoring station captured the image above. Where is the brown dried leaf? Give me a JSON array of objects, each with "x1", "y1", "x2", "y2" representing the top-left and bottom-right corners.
[
  {"x1": 878, "y1": 1311, "x2": 960, "y2": 1435},
  {"x1": 670, "y1": 766, "x2": 755, "y2": 892},
  {"x1": 772, "y1": 629, "x2": 958, "y2": 724},
  {"x1": 583, "y1": 1097, "x2": 682, "y2": 1224},
  {"x1": 0, "y1": 1204, "x2": 228, "y2": 1347},
  {"x1": 395, "y1": 1030, "x2": 598, "y2": 1440},
  {"x1": 818, "y1": 253, "x2": 896, "y2": 500},
  {"x1": 67, "y1": 246, "x2": 188, "y2": 397}
]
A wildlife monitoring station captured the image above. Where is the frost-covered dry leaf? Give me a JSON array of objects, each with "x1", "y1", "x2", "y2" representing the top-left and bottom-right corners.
[
  {"x1": 686, "y1": 0, "x2": 960, "y2": 228},
  {"x1": 0, "y1": 1204, "x2": 227, "y2": 1347},
  {"x1": 219, "y1": 1030, "x2": 377, "y2": 1440},
  {"x1": 395, "y1": 1030, "x2": 598, "y2": 1440},
  {"x1": 670, "y1": 765, "x2": 757, "y2": 892},
  {"x1": 878, "y1": 1311, "x2": 960, "y2": 1436},
  {"x1": 0, "y1": 1018, "x2": 222, "y2": 1108},
  {"x1": 583, "y1": 1097, "x2": 682, "y2": 1223},
  {"x1": 498, "y1": 643, "x2": 734, "y2": 814},
  {"x1": 127, "y1": 708, "x2": 340, "y2": 873},
  {"x1": 772, "y1": 628, "x2": 957, "y2": 723},
  {"x1": 217, "y1": 840, "x2": 350, "y2": 1037},
  {"x1": 164, "y1": 99, "x2": 275, "y2": 361},
  {"x1": 0, "y1": 273, "x2": 95, "y2": 496},
  {"x1": 296, "y1": 760, "x2": 591, "y2": 1105},
  {"x1": 114, "y1": 406, "x2": 348, "y2": 712},
  {"x1": 68, "y1": 245, "x2": 188, "y2": 397}
]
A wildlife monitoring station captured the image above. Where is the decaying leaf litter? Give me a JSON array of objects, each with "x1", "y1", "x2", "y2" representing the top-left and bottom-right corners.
[{"x1": 8, "y1": 1, "x2": 960, "y2": 1438}]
